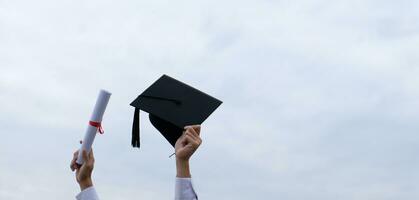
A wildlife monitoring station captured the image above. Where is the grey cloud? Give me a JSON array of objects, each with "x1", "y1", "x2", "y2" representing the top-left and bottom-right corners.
[{"x1": 1, "y1": 0, "x2": 419, "y2": 200}]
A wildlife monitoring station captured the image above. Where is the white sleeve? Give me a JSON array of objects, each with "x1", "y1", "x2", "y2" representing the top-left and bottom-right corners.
[
  {"x1": 175, "y1": 177, "x2": 198, "y2": 200},
  {"x1": 76, "y1": 186, "x2": 100, "y2": 200}
]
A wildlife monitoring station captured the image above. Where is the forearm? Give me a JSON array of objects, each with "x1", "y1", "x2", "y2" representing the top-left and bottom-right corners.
[
  {"x1": 79, "y1": 179, "x2": 93, "y2": 191},
  {"x1": 176, "y1": 159, "x2": 191, "y2": 178},
  {"x1": 175, "y1": 160, "x2": 198, "y2": 200}
]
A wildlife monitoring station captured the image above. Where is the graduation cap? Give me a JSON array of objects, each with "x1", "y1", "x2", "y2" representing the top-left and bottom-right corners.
[{"x1": 130, "y1": 75, "x2": 223, "y2": 148}]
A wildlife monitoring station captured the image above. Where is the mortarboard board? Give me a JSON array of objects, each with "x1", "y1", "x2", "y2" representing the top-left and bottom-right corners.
[{"x1": 130, "y1": 74, "x2": 223, "y2": 148}]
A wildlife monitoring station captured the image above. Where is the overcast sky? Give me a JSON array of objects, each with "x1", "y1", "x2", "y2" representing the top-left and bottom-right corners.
[{"x1": 1, "y1": 0, "x2": 419, "y2": 199}]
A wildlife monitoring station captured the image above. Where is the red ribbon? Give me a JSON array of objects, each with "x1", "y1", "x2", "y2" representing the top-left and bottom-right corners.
[{"x1": 89, "y1": 121, "x2": 104, "y2": 134}]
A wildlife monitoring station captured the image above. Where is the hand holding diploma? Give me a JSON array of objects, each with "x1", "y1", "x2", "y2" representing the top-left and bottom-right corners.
[{"x1": 70, "y1": 148, "x2": 95, "y2": 191}]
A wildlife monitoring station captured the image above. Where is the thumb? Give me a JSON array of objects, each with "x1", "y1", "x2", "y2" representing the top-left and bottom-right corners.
[
  {"x1": 87, "y1": 149, "x2": 95, "y2": 165},
  {"x1": 82, "y1": 150, "x2": 89, "y2": 163}
]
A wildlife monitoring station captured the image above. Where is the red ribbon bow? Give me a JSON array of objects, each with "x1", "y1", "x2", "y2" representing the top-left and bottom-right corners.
[{"x1": 89, "y1": 121, "x2": 104, "y2": 134}]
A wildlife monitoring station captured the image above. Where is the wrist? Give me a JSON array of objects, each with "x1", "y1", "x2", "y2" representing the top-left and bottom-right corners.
[
  {"x1": 78, "y1": 178, "x2": 93, "y2": 191},
  {"x1": 176, "y1": 158, "x2": 191, "y2": 178}
]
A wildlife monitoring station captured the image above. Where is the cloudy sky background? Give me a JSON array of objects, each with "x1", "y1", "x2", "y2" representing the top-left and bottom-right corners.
[{"x1": 1, "y1": 0, "x2": 419, "y2": 199}]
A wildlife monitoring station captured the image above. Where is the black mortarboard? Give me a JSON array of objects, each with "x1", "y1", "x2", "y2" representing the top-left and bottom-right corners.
[{"x1": 130, "y1": 74, "x2": 223, "y2": 148}]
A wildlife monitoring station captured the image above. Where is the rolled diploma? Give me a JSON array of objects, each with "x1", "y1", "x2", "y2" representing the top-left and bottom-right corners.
[{"x1": 76, "y1": 89, "x2": 112, "y2": 165}]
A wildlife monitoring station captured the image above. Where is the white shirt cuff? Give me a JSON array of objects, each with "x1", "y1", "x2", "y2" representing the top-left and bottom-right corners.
[
  {"x1": 175, "y1": 177, "x2": 198, "y2": 200},
  {"x1": 76, "y1": 186, "x2": 100, "y2": 200}
]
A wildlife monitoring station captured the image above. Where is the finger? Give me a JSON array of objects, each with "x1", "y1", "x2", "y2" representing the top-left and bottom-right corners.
[
  {"x1": 184, "y1": 135, "x2": 193, "y2": 143},
  {"x1": 186, "y1": 125, "x2": 201, "y2": 137},
  {"x1": 184, "y1": 125, "x2": 193, "y2": 133},
  {"x1": 187, "y1": 127, "x2": 198, "y2": 137},
  {"x1": 184, "y1": 128, "x2": 200, "y2": 143},
  {"x1": 185, "y1": 135, "x2": 200, "y2": 146},
  {"x1": 70, "y1": 157, "x2": 77, "y2": 171},
  {"x1": 192, "y1": 125, "x2": 201, "y2": 136},
  {"x1": 179, "y1": 134, "x2": 188, "y2": 146},
  {"x1": 185, "y1": 130, "x2": 199, "y2": 141},
  {"x1": 186, "y1": 129, "x2": 201, "y2": 142},
  {"x1": 71, "y1": 160, "x2": 82, "y2": 170},
  {"x1": 71, "y1": 162, "x2": 81, "y2": 171},
  {"x1": 187, "y1": 131, "x2": 202, "y2": 146},
  {"x1": 73, "y1": 150, "x2": 79, "y2": 159},
  {"x1": 70, "y1": 150, "x2": 80, "y2": 170}
]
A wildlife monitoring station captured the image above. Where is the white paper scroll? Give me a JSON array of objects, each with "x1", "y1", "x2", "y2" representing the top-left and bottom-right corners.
[{"x1": 76, "y1": 89, "x2": 111, "y2": 165}]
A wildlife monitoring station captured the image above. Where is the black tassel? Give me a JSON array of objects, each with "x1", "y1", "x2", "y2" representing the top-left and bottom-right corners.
[{"x1": 132, "y1": 108, "x2": 140, "y2": 148}]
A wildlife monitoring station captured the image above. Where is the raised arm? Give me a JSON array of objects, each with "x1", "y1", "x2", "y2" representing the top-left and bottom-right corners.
[
  {"x1": 70, "y1": 149, "x2": 99, "y2": 200},
  {"x1": 174, "y1": 125, "x2": 201, "y2": 200}
]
